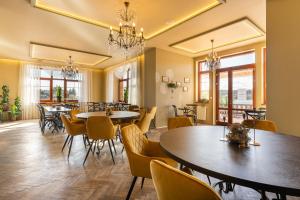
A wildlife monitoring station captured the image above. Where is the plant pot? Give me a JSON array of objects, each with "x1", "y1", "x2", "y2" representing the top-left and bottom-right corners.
[
  {"x1": 57, "y1": 96, "x2": 62, "y2": 103},
  {"x1": 2, "y1": 103, "x2": 9, "y2": 112}
]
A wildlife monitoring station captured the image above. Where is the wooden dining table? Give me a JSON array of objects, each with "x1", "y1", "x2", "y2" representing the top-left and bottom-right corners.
[{"x1": 160, "y1": 126, "x2": 300, "y2": 199}]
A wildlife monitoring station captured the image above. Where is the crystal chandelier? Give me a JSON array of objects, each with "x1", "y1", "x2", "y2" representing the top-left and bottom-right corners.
[
  {"x1": 108, "y1": 1, "x2": 145, "y2": 52},
  {"x1": 61, "y1": 56, "x2": 78, "y2": 79},
  {"x1": 205, "y1": 39, "x2": 221, "y2": 71}
]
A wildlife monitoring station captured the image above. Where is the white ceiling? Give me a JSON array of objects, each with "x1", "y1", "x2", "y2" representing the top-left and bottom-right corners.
[{"x1": 0, "y1": 0, "x2": 266, "y2": 69}]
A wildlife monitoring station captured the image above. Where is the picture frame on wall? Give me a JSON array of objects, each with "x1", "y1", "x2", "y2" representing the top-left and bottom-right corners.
[
  {"x1": 184, "y1": 77, "x2": 190, "y2": 83},
  {"x1": 183, "y1": 86, "x2": 188, "y2": 92},
  {"x1": 176, "y1": 82, "x2": 181, "y2": 87},
  {"x1": 162, "y1": 76, "x2": 169, "y2": 83}
]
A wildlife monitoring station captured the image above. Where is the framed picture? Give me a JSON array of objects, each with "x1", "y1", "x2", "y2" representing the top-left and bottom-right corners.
[
  {"x1": 183, "y1": 86, "x2": 188, "y2": 92},
  {"x1": 176, "y1": 82, "x2": 181, "y2": 87},
  {"x1": 184, "y1": 77, "x2": 190, "y2": 83},
  {"x1": 162, "y1": 76, "x2": 169, "y2": 83}
]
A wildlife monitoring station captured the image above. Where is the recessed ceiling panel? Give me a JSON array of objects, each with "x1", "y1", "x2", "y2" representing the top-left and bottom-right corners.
[
  {"x1": 33, "y1": 0, "x2": 221, "y2": 39},
  {"x1": 170, "y1": 18, "x2": 265, "y2": 54},
  {"x1": 30, "y1": 42, "x2": 111, "y2": 66}
]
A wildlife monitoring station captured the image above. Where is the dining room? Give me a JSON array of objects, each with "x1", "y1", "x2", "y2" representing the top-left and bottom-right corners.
[{"x1": 1, "y1": 0, "x2": 300, "y2": 200}]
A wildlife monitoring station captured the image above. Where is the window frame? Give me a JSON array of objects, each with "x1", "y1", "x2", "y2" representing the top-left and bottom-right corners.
[
  {"x1": 118, "y1": 69, "x2": 130, "y2": 102},
  {"x1": 197, "y1": 61, "x2": 210, "y2": 101},
  {"x1": 39, "y1": 68, "x2": 79, "y2": 103}
]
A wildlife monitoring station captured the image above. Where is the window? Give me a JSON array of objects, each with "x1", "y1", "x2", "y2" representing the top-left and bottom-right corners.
[
  {"x1": 118, "y1": 69, "x2": 130, "y2": 102},
  {"x1": 220, "y1": 51, "x2": 255, "y2": 68},
  {"x1": 40, "y1": 68, "x2": 82, "y2": 102},
  {"x1": 198, "y1": 62, "x2": 210, "y2": 101}
]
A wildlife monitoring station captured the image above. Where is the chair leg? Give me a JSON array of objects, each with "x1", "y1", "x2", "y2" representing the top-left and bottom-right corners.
[
  {"x1": 111, "y1": 139, "x2": 117, "y2": 154},
  {"x1": 126, "y1": 176, "x2": 137, "y2": 200},
  {"x1": 61, "y1": 135, "x2": 70, "y2": 152},
  {"x1": 83, "y1": 140, "x2": 94, "y2": 166},
  {"x1": 141, "y1": 177, "x2": 145, "y2": 189},
  {"x1": 108, "y1": 140, "x2": 115, "y2": 164},
  {"x1": 67, "y1": 136, "x2": 74, "y2": 160}
]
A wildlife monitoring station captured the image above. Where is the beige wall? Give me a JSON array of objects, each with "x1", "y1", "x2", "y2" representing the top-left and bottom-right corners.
[
  {"x1": 0, "y1": 60, "x2": 20, "y2": 101},
  {"x1": 194, "y1": 41, "x2": 266, "y2": 124},
  {"x1": 267, "y1": 0, "x2": 300, "y2": 136},
  {"x1": 91, "y1": 70, "x2": 105, "y2": 102},
  {"x1": 156, "y1": 48, "x2": 194, "y2": 127},
  {"x1": 142, "y1": 48, "x2": 194, "y2": 128}
]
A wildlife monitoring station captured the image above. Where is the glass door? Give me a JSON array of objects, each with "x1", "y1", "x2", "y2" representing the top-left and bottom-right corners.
[
  {"x1": 232, "y1": 68, "x2": 254, "y2": 123},
  {"x1": 216, "y1": 67, "x2": 255, "y2": 124}
]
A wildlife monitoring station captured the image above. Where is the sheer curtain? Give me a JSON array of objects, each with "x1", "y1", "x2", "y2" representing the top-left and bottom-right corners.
[
  {"x1": 19, "y1": 63, "x2": 40, "y2": 120},
  {"x1": 128, "y1": 61, "x2": 140, "y2": 105},
  {"x1": 80, "y1": 69, "x2": 93, "y2": 102},
  {"x1": 106, "y1": 70, "x2": 114, "y2": 102}
]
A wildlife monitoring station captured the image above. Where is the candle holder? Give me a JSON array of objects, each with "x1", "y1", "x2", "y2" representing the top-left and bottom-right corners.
[
  {"x1": 249, "y1": 119, "x2": 261, "y2": 146},
  {"x1": 220, "y1": 116, "x2": 228, "y2": 142}
]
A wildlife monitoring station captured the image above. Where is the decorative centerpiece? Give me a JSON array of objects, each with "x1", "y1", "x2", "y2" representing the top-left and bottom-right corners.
[
  {"x1": 226, "y1": 123, "x2": 251, "y2": 148},
  {"x1": 106, "y1": 107, "x2": 113, "y2": 116}
]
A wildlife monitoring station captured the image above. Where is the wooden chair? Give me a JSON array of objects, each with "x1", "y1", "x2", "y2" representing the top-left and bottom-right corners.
[{"x1": 150, "y1": 160, "x2": 221, "y2": 200}]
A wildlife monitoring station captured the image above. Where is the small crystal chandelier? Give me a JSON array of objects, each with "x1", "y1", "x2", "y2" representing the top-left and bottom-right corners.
[
  {"x1": 205, "y1": 39, "x2": 221, "y2": 71},
  {"x1": 108, "y1": 1, "x2": 145, "y2": 53},
  {"x1": 61, "y1": 56, "x2": 78, "y2": 79}
]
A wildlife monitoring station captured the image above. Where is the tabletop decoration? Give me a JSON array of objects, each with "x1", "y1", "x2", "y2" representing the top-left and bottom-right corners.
[{"x1": 226, "y1": 123, "x2": 251, "y2": 148}]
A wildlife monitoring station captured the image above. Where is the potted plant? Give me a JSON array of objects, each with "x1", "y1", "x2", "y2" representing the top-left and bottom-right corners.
[
  {"x1": 14, "y1": 96, "x2": 22, "y2": 120},
  {"x1": 124, "y1": 87, "x2": 129, "y2": 103},
  {"x1": 167, "y1": 82, "x2": 178, "y2": 93},
  {"x1": 10, "y1": 104, "x2": 17, "y2": 121},
  {"x1": 1, "y1": 85, "x2": 10, "y2": 111},
  {"x1": 199, "y1": 98, "x2": 209, "y2": 106},
  {"x1": 56, "y1": 86, "x2": 62, "y2": 102}
]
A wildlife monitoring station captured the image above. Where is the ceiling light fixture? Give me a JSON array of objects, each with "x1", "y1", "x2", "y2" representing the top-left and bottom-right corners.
[
  {"x1": 108, "y1": 1, "x2": 145, "y2": 54},
  {"x1": 61, "y1": 56, "x2": 78, "y2": 79},
  {"x1": 205, "y1": 39, "x2": 220, "y2": 71}
]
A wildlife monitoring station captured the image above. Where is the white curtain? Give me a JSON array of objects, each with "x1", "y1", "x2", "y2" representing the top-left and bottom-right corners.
[
  {"x1": 19, "y1": 63, "x2": 40, "y2": 120},
  {"x1": 106, "y1": 70, "x2": 114, "y2": 102},
  {"x1": 128, "y1": 61, "x2": 140, "y2": 105},
  {"x1": 80, "y1": 69, "x2": 93, "y2": 102}
]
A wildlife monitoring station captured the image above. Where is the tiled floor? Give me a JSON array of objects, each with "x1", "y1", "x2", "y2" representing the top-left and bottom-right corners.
[{"x1": 0, "y1": 120, "x2": 299, "y2": 200}]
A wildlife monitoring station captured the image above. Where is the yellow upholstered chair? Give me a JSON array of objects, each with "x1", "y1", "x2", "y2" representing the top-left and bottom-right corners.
[
  {"x1": 136, "y1": 113, "x2": 153, "y2": 134},
  {"x1": 84, "y1": 116, "x2": 118, "y2": 165},
  {"x1": 149, "y1": 106, "x2": 157, "y2": 129},
  {"x1": 69, "y1": 109, "x2": 85, "y2": 124},
  {"x1": 121, "y1": 124, "x2": 177, "y2": 200},
  {"x1": 168, "y1": 117, "x2": 193, "y2": 130},
  {"x1": 242, "y1": 119, "x2": 278, "y2": 132},
  {"x1": 150, "y1": 160, "x2": 221, "y2": 200},
  {"x1": 60, "y1": 114, "x2": 87, "y2": 160}
]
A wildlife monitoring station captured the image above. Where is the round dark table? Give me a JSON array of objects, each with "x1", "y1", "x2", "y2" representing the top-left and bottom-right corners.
[
  {"x1": 76, "y1": 111, "x2": 140, "y2": 120},
  {"x1": 160, "y1": 126, "x2": 300, "y2": 198}
]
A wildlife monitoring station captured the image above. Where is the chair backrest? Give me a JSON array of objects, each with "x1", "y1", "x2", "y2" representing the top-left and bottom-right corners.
[
  {"x1": 61, "y1": 114, "x2": 73, "y2": 135},
  {"x1": 86, "y1": 116, "x2": 115, "y2": 140},
  {"x1": 121, "y1": 124, "x2": 148, "y2": 155},
  {"x1": 172, "y1": 105, "x2": 178, "y2": 117},
  {"x1": 136, "y1": 113, "x2": 153, "y2": 134},
  {"x1": 69, "y1": 110, "x2": 80, "y2": 121},
  {"x1": 121, "y1": 124, "x2": 149, "y2": 177},
  {"x1": 149, "y1": 106, "x2": 157, "y2": 120},
  {"x1": 150, "y1": 160, "x2": 222, "y2": 200},
  {"x1": 242, "y1": 119, "x2": 278, "y2": 132},
  {"x1": 168, "y1": 117, "x2": 193, "y2": 130}
]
